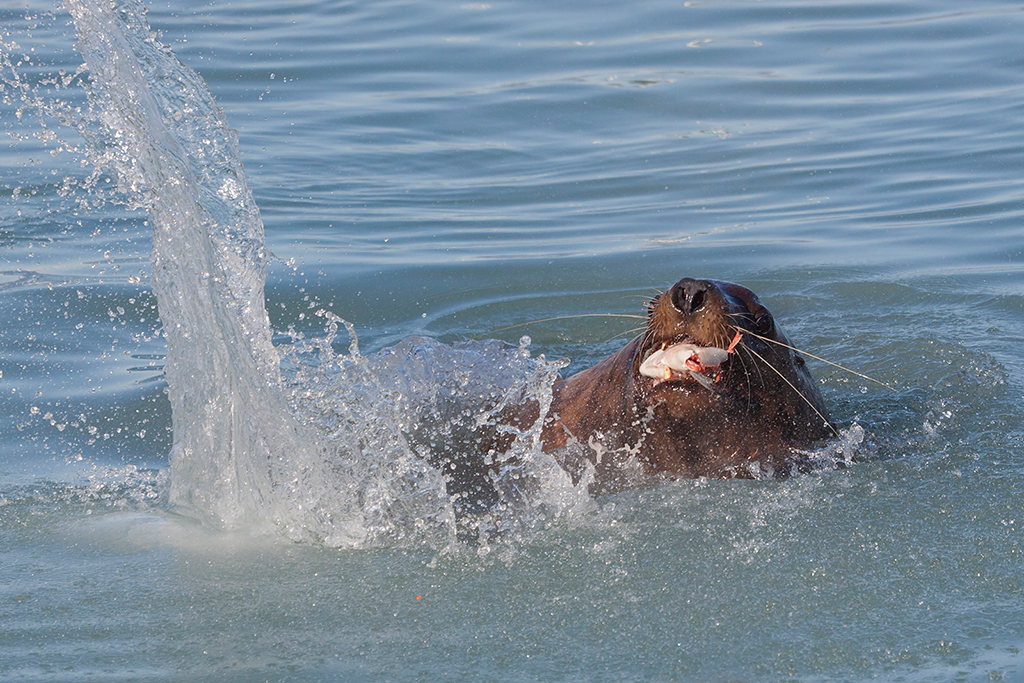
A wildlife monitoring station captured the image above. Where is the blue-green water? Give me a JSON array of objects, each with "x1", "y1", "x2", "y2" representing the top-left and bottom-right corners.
[{"x1": 2, "y1": 0, "x2": 1024, "y2": 680}]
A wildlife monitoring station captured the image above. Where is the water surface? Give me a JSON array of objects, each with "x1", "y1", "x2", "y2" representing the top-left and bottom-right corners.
[{"x1": 2, "y1": 0, "x2": 1023, "y2": 680}]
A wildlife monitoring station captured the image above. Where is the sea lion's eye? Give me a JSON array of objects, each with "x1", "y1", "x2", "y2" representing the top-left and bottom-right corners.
[{"x1": 754, "y1": 312, "x2": 774, "y2": 334}]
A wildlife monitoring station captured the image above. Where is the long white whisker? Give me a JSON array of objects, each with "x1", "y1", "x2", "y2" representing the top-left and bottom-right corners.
[
  {"x1": 736, "y1": 344, "x2": 765, "y2": 405},
  {"x1": 738, "y1": 328, "x2": 895, "y2": 390},
  {"x1": 600, "y1": 326, "x2": 646, "y2": 345},
  {"x1": 741, "y1": 344, "x2": 840, "y2": 438}
]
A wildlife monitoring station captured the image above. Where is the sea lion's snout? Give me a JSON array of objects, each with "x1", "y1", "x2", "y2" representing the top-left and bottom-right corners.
[
  {"x1": 645, "y1": 278, "x2": 738, "y2": 357},
  {"x1": 662, "y1": 278, "x2": 780, "y2": 342},
  {"x1": 669, "y1": 278, "x2": 713, "y2": 315}
]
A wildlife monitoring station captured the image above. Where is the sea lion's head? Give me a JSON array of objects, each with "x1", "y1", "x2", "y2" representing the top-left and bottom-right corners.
[
  {"x1": 634, "y1": 278, "x2": 832, "y2": 452},
  {"x1": 543, "y1": 277, "x2": 836, "y2": 483}
]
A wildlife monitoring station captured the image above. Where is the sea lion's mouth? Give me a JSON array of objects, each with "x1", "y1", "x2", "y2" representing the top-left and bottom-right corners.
[{"x1": 638, "y1": 339, "x2": 730, "y2": 391}]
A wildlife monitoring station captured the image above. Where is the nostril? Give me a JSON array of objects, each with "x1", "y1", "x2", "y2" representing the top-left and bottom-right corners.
[
  {"x1": 689, "y1": 288, "x2": 705, "y2": 313},
  {"x1": 670, "y1": 283, "x2": 688, "y2": 313}
]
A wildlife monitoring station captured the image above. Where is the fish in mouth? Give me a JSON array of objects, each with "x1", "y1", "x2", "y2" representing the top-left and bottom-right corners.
[
  {"x1": 638, "y1": 341, "x2": 730, "y2": 389},
  {"x1": 541, "y1": 278, "x2": 834, "y2": 491}
]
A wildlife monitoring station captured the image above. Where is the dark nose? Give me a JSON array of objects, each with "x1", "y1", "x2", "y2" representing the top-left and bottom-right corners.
[{"x1": 670, "y1": 278, "x2": 712, "y2": 315}]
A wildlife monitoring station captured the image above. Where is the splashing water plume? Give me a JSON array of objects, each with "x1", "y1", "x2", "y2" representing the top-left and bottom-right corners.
[
  {"x1": 59, "y1": 0, "x2": 591, "y2": 549},
  {"x1": 65, "y1": 0, "x2": 347, "y2": 539}
]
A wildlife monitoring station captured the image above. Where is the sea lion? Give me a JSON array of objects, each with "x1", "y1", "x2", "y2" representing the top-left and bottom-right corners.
[
  {"x1": 411, "y1": 278, "x2": 833, "y2": 521},
  {"x1": 539, "y1": 278, "x2": 833, "y2": 492}
]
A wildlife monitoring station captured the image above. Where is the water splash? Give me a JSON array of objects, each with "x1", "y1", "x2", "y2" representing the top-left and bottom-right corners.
[
  {"x1": 64, "y1": 0, "x2": 354, "y2": 540},
  {"x1": 57, "y1": 0, "x2": 591, "y2": 549},
  {"x1": 280, "y1": 322, "x2": 585, "y2": 548}
]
